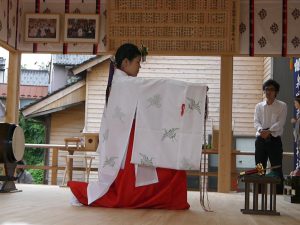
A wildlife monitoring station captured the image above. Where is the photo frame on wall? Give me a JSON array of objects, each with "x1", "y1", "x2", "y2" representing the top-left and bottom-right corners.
[
  {"x1": 24, "y1": 14, "x2": 60, "y2": 43},
  {"x1": 64, "y1": 14, "x2": 99, "y2": 43}
]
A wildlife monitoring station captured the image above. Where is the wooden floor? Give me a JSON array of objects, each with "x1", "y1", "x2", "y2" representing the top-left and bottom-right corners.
[{"x1": 0, "y1": 184, "x2": 299, "y2": 225}]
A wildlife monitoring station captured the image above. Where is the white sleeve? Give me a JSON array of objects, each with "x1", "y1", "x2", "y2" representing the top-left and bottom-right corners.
[{"x1": 254, "y1": 104, "x2": 262, "y2": 132}]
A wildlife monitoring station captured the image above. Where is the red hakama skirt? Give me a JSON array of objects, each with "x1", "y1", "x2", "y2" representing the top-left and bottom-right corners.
[{"x1": 68, "y1": 122, "x2": 190, "y2": 209}]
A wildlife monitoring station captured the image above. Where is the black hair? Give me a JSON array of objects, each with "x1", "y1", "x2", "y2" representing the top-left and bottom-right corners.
[
  {"x1": 105, "y1": 60, "x2": 115, "y2": 105},
  {"x1": 295, "y1": 96, "x2": 300, "y2": 104},
  {"x1": 17, "y1": 160, "x2": 26, "y2": 174},
  {"x1": 105, "y1": 43, "x2": 141, "y2": 105},
  {"x1": 262, "y1": 79, "x2": 280, "y2": 92},
  {"x1": 114, "y1": 43, "x2": 141, "y2": 69}
]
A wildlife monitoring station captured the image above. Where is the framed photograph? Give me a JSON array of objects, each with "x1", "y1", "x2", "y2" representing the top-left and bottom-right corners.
[
  {"x1": 64, "y1": 14, "x2": 99, "y2": 43},
  {"x1": 24, "y1": 14, "x2": 60, "y2": 43}
]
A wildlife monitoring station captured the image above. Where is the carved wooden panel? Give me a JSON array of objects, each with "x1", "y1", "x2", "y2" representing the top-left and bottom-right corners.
[{"x1": 107, "y1": 0, "x2": 239, "y2": 55}]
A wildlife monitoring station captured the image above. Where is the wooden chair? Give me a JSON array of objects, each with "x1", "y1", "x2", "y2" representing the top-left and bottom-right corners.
[{"x1": 61, "y1": 137, "x2": 95, "y2": 186}]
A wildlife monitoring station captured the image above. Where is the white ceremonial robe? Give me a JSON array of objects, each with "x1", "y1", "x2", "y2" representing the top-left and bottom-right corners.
[
  {"x1": 87, "y1": 69, "x2": 139, "y2": 204},
  {"x1": 87, "y1": 69, "x2": 207, "y2": 204},
  {"x1": 132, "y1": 79, "x2": 207, "y2": 170}
]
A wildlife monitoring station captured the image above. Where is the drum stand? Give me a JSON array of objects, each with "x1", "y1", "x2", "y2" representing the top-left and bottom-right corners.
[{"x1": 0, "y1": 162, "x2": 21, "y2": 193}]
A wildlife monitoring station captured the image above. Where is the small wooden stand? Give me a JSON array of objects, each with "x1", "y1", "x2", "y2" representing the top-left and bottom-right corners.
[
  {"x1": 61, "y1": 154, "x2": 95, "y2": 186},
  {"x1": 241, "y1": 175, "x2": 281, "y2": 215},
  {"x1": 60, "y1": 137, "x2": 95, "y2": 186}
]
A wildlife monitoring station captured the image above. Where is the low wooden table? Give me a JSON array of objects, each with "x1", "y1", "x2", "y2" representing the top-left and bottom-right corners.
[{"x1": 241, "y1": 175, "x2": 281, "y2": 215}]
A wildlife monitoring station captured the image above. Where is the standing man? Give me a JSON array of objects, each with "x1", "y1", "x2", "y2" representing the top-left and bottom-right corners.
[{"x1": 254, "y1": 79, "x2": 287, "y2": 193}]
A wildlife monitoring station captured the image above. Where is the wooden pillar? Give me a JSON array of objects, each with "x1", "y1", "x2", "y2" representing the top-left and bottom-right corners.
[
  {"x1": 218, "y1": 56, "x2": 233, "y2": 193},
  {"x1": 51, "y1": 147, "x2": 58, "y2": 185},
  {"x1": 5, "y1": 51, "x2": 21, "y2": 124}
]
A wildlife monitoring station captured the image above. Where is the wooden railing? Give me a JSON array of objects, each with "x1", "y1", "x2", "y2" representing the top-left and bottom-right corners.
[
  {"x1": 24, "y1": 143, "x2": 97, "y2": 185},
  {"x1": 22, "y1": 144, "x2": 294, "y2": 187}
]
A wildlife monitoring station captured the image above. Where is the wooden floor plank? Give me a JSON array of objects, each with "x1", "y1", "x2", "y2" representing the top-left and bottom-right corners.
[{"x1": 0, "y1": 184, "x2": 299, "y2": 225}]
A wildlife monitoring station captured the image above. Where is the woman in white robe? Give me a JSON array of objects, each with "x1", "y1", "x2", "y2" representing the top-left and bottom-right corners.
[{"x1": 68, "y1": 43, "x2": 189, "y2": 209}]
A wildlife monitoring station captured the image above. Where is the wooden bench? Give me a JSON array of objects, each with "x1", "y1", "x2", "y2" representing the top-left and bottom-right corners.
[{"x1": 241, "y1": 175, "x2": 281, "y2": 215}]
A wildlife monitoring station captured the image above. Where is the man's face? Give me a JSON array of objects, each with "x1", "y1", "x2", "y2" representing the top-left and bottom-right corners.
[{"x1": 264, "y1": 85, "x2": 277, "y2": 101}]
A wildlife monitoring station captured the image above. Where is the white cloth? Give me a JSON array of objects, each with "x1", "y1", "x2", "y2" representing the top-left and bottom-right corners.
[
  {"x1": 239, "y1": 0, "x2": 250, "y2": 54},
  {"x1": 70, "y1": 192, "x2": 83, "y2": 207},
  {"x1": 134, "y1": 164, "x2": 158, "y2": 187},
  {"x1": 132, "y1": 79, "x2": 207, "y2": 170},
  {"x1": 254, "y1": 1, "x2": 282, "y2": 54},
  {"x1": 254, "y1": 99, "x2": 287, "y2": 137},
  {"x1": 88, "y1": 69, "x2": 207, "y2": 204},
  {"x1": 287, "y1": 0, "x2": 300, "y2": 55},
  {"x1": 88, "y1": 69, "x2": 138, "y2": 204}
]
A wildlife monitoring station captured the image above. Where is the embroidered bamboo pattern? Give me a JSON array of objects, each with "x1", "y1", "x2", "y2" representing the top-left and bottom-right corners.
[
  {"x1": 162, "y1": 128, "x2": 179, "y2": 141},
  {"x1": 186, "y1": 97, "x2": 201, "y2": 115},
  {"x1": 103, "y1": 156, "x2": 118, "y2": 168},
  {"x1": 139, "y1": 153, "x2": 154, "y2": 166},
  {"x1": 146, "y1": 94, "x2": 162, "y2": 108},
  {"x1": 113, "y1": 106, "x2": 125, "y2": 122}
]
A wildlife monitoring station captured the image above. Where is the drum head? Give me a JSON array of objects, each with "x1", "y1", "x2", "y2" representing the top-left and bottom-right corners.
[{"x1": 12, "y1": 126, "x2": 25, "y2": 161}]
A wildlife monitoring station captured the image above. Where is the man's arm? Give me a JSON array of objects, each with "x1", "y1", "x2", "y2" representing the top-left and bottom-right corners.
[
  {"x1": 254, "y1": 104, "x2": 263, "y2": 132},
  {"x1": 269, "y1": 103, "x2": 287, "y2": 133}
]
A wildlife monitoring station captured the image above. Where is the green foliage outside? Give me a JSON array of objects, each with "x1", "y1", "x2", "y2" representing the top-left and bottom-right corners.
[
  {"x1": 28, "y1": 163, "x2": 44, "y2": 184},
  {"x1": 19, "y1": 114, "x2": 46, "y2": 184}
]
